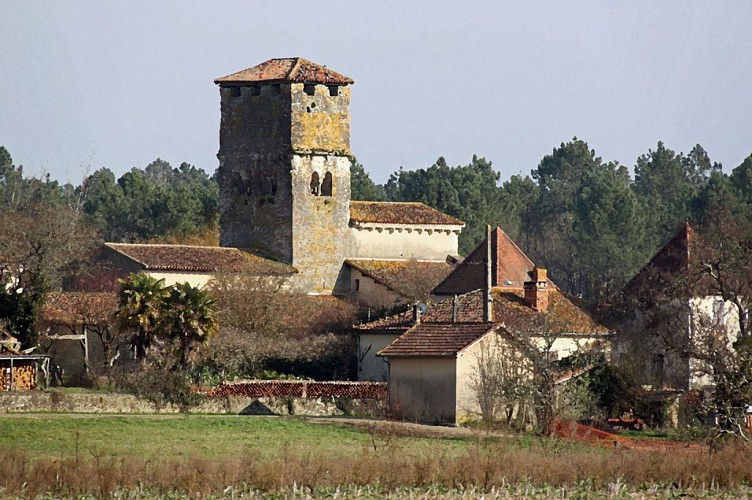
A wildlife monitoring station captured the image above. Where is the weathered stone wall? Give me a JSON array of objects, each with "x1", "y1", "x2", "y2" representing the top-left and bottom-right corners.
[
  {"x1": 290, "y1": 83, "x2": 350, "y2": 155},
  {"x1": 217, "y1": 83, "x2": 294, "y2": 259},
  {"x1": 0, "y1": 391, "x2": 385, "y2": 418},
  {"x1": 217, "y1": 81, "x2": 353, "y2": 279},
  {"x1": 289, "y1": 154, "x2": 353, "y2": 293}
]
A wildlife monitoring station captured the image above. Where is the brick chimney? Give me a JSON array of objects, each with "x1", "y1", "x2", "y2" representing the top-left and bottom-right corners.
[{"x1": 523, "y1": 267, "x2": 549, "y2": 312}]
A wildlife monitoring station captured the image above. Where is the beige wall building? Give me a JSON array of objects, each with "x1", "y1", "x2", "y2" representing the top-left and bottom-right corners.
[{"x1": 371, "y1": 227, "x2": 612, "y2": 424}]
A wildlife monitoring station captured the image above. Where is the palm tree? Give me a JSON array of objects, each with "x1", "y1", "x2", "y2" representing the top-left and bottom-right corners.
[
  {"x1": 163, "y1": 282, "x2": 218, "y2": 366},
  {"x1": 116, "y1": 273, "x2": 169, "y2": 359}
]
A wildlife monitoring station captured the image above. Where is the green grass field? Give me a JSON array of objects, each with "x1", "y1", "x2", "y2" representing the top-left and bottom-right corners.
[
  {"x1": 1, "y1": 415, "x2": 370, "y2": 460},
  {"x1": 1, "y1": 415, "x2": 751, "y2": 498}
]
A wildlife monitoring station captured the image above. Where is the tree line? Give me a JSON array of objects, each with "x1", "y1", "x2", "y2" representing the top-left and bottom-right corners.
[
  {"x1": 2, "y1": 139, "x2": 752, "y2": 347},
  {"x1": 353, "y1": 139, "x2": 752, "y2": 302}
]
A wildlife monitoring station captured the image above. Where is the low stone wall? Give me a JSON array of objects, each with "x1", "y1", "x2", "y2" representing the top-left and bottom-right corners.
[
  {"x1": 207, "y1": 380, "x2": 387, "y2": 399},
  {"x1": 0, "y1": 390, "x2": 385, "y2": 418}
]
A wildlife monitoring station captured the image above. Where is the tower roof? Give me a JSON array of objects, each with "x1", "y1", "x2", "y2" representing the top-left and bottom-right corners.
[{"x1": 214, "y1": 57, "x2": 354, "y2": 86}]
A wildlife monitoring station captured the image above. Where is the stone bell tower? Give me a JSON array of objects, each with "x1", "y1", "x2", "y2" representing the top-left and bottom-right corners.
[{"x1": 214, "y1": 57, "x2": 354, "y2": 292}]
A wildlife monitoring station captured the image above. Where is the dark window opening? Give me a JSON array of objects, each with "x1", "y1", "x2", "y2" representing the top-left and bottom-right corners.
[
  {"x1": 328, "y1": 85, "x2": 339, "y2": 97},
  {"x1": 249, "y1": 85, "x2": 261, "y2": 96},
  {"x1": 257, "y1": 177, "x2": 277, "y2": 207},
  {"x1": 321, "y1": 172, "x2": 333, "y2": 197},
  {"x1": 354, "y1": 279, "x2": 360, "y2": 291},
  {"x1": 310, "y1": 171, "x2": 320, "y2": 196},
  {"x1": 304, "y1": 84, "x2": 316, "y2": 96}
]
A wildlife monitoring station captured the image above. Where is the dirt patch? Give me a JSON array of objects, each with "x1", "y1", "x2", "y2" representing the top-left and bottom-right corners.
[{"x1": 551, "y1": 420, "x2": 706, "y2": 452}]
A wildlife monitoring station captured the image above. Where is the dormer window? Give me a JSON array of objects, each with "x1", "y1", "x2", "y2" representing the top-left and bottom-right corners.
[{"x1": 321, "y1": 172, "x2": 333, "y2": 197}]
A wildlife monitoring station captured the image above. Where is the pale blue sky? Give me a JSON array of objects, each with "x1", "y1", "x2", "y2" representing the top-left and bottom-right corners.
[{"x1": 2, "y1": 1, "x2": 751, "y2": 184}]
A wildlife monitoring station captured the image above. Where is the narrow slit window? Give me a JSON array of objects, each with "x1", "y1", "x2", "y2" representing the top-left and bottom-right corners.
[
  {"x1": 310, "y1": 172, "x2": 320, "y2": 196},
  {"x1": 321, "y1": 172, "x2": 333, "y2": 196}
]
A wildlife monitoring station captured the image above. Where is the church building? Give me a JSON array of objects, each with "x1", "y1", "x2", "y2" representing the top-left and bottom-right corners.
[
  {"x1": 211, "y1": 57, "x2": 464, "y2": 299},
  {"x1": 89, "y1": 57, "x2": 463, "y2": 306}
]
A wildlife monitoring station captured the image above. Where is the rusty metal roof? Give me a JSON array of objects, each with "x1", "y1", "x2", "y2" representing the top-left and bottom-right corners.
[
  {"x1": 215, "y1": 57, "x2": 354, "y2": 86},
  {"x1": 350, "y1": 201, "x2": 464, "y2": 226}
]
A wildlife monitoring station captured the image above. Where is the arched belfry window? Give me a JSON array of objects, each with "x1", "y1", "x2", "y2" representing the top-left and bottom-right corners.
[
  {"x1": 321, "y1": 172, "x2": 333, "y2": 197},
  {"x1": 310, "y1": 172, "x2": 320, "y2": 195}
]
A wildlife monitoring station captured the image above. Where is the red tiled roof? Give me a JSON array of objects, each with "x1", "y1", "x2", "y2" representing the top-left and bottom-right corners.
[
  {"x1": 433, "y1": 226, "x2": 549, "y2": 295},
  {"x1": 424, "y1": 289, "x2": 610, "y2": 334},
  {"x1": 42, "y1": 292, "x2": 119, "y2": 325},
  {"x1": 345, "y1": 259, "x2": 455, "y2": 299},
  {"x1": 377, "y1": 322, "x2": 497, "y2": 357},
  {"x1": 105, "y1": 243, "x2": 296, "y2": 274},
  {"x1": 350, "y1": 201, "x2": 464, "y2": 226},
  {"x1": 357, "y1": 288, "x2": 609, "y2": 336},
  {"x1": 354, "y1": 310, "x2": 415, "y2": 334},
  {"x1": 215, "y1": 57, "x2": 354, "y2": 85}
]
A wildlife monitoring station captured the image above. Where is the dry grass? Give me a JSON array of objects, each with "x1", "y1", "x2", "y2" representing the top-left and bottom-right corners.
[{"x1": 1, "y1": 418, "x2": 752, "y2": 497}]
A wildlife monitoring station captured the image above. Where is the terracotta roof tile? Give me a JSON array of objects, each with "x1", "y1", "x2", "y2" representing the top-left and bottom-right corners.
[
  {"x1": 105, "y1": 243, "x2": 296, "y2": 275},
  {"x1": 354, "y1": 310, "x2": 414, "y2": 334},
  {"x1": 377, "y1": 322, "x2": 496, "y2": 357},
  {"x1": 42, "y1": 292, "x2": 119, "y2": 325},
  {"x1": 357, "y1": 288, "x2": 609, "y2": 336},
  {"x1": 425, "y1": 289, "x2": 610, "y2": 334},
  {"x1": 345, "y1": 259, "x2": 455, "y2": 299},
  {"x1": 350, "y1": 201, "x2": 464, "y2": 226},
  {"x1": 433, "y1": 226, "x2": 549, "y2": 295},
  {"x1": 215, "y1": 57, "x2": 354, "y2": 85}
]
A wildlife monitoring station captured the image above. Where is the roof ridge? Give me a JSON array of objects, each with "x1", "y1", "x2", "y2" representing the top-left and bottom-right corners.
[
  {"x1": 287, "y1": 57, "x2": 302, "y2": 81},
  {"x1": 351, "y1": 200, "x2": 424, "y2": 206},
  {"x1": 106, "y1": 242, "x2": 234, "y2": 251}
]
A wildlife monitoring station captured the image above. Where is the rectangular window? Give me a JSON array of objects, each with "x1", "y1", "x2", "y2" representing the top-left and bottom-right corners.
[{"x1": 354, "y1": 279, "x2": 360, "y2": 291}]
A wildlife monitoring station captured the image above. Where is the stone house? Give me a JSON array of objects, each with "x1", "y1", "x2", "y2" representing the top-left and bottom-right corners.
[
  {"x1": 357, "y1": 227, "x2": 611, "y2": 423},
  {"x1": 615, "y1": 223, "x2": 740, "y2": 392}
]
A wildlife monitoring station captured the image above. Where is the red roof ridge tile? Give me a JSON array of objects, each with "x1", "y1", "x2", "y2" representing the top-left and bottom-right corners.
[{"x1": 215, "y1": 57, "x2": 354, "y2": 85}]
